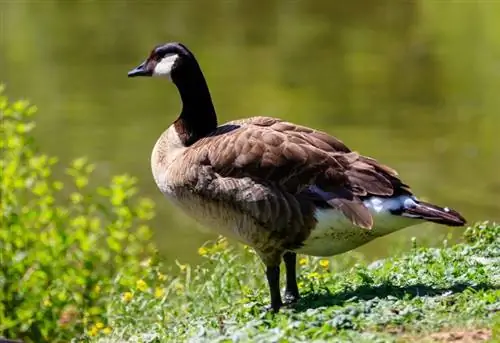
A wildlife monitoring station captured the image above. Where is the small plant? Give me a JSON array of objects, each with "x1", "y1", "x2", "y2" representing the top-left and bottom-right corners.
[{"x1": 0, "y1": 86, "x2": 157, "y2": 342}]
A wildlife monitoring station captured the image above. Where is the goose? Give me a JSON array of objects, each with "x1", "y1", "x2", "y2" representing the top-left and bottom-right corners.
[{"x1": 127, "y1": 42, "x2": 467, "y2": 312}]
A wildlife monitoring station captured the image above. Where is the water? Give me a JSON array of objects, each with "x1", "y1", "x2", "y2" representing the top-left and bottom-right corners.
[{"x1": 1, "y1": 1, "x2": 499, "y2": 264}]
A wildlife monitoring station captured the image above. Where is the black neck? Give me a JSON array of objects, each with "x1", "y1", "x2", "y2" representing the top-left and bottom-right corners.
[{"x1": 173, "y1": 60, "x2": 217, "y2": 146}]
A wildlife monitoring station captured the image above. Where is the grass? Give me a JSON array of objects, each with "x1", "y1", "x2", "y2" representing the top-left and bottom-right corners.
[{"x1": 89, "y1": 222, "x2": 499, "y2": 343}]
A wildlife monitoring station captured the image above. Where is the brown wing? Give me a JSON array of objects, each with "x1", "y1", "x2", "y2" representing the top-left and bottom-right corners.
[{"x1": 185, "y1": 116, "x2": 412, "y2": 229}]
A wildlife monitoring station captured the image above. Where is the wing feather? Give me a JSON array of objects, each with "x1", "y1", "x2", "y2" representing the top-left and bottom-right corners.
[{"x1": 184, "y1": 116, "x2": 412, "y2": 230}]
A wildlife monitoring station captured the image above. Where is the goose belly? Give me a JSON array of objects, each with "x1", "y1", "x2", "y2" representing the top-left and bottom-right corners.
[
  {"x1": 295, "y1": 196, "x2": 420, "y2": 257},
  {"x1": 163, "y1": 190, "x2": 261, "y2": 245}
]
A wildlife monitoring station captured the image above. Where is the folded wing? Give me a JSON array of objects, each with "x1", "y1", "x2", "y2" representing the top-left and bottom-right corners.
[{"x1": 185, "y1": 117, "x2": 412, "y2": 229}]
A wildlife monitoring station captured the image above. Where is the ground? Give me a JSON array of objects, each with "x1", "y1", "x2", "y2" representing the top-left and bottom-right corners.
[{"x1": 89, "y1": 222, "x2": 499, "y2": 342}]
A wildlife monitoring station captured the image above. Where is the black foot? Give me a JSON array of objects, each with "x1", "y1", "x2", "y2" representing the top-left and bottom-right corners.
[
  {"x1": 262, "y1": 301, "x2": 283, "y2": 314},
  {"x1": 283, "y1": 291, "x2": 300, "y2": 305}
]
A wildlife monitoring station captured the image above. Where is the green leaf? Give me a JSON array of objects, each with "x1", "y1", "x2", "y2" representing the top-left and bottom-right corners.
[
  {"x1": 71, "y1": 157, "x2": 88, "y2": 171},
  {"x1": 106, "y1": 237, "x2": 121, "y2": 252}
]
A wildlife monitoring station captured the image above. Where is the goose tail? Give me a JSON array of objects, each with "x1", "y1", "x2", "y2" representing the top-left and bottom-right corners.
[{"x1": 400, "y1": 199, "x2": 467, "y2": 227}]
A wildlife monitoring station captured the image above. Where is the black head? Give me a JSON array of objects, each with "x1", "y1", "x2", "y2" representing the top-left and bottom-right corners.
[
  {"x1": 128, "y1": 42, "x2": 217, "y2": 145},
  {"x1": 127, "y1": 42, "x2": 194, "y2": 80}
]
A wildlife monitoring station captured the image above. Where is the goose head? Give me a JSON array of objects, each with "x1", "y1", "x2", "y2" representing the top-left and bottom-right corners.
[
  {"x1": 127, "y1": 42, "x2": 194, "y2": 81},
  {"x1": 128, "y1": 42, "x2": 217, "y2": 145}
]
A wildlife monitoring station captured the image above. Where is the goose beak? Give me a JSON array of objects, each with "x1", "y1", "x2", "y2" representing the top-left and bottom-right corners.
[{"x1": 128, "y1": 61, "x2": 150, "y2": 77}]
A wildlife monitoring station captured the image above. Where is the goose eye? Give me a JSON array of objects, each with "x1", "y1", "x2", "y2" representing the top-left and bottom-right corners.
[
  {"x1": 149, "y1": 53, "x2": 159, "y2": 61},
  {"x1": 149, "y1": 50, "x2": 162, "y2": 61}
]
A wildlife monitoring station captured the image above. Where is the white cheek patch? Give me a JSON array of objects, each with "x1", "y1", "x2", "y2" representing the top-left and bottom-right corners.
[{"x1": 153, "y1": 54, "x2": 179, "y2": 79}]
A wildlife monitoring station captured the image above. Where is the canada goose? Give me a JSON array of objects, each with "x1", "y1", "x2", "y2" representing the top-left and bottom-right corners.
[{"x1": 128, "y1": 42, "x2": 467, "y2": 312}]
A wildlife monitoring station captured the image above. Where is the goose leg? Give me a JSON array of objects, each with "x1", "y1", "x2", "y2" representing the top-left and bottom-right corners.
[
  {"x1": 265, "y1": 265, "x2": 283, "y2": 312},
  {"x1": 283, "y1": 252, "x2": 300, "y2": 304}
]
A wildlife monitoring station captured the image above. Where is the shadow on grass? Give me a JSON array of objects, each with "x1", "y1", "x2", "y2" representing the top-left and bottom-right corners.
[{"x1": 292, "y1": 282, "x2": 498, "y2": 312}]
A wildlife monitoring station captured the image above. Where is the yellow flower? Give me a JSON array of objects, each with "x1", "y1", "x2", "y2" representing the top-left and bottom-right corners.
[
  {"x1": 95, "y1": 322, "x2": 104, "y2": 329},
  {"x1": 122, "y1": 291, "x2": 133, "y2": 303},
  {"x1": 319, "y1": 259, "x2": 330, "y2": 268},
  {"x1": 136, "y1": 279, "x2": 148, "y2": 291},
  {"x1": 299, "y1": 258, "x2": 308, "y2": 266},
  {"x1": 88, "y1": 326, "x2": 99, "y2": 337},
  {"x1": 198, "y1": 247, "x2": 208, "y2": 256},
  {"x1": 102, "y1": 327, "x2": 112, "y2": 335},
  {"x1": 306, "y1": 272, "x2": 320, "y2": 280},
  {"x1": 154, "y1": 287, "x2": 165, "y2": 298},
  {"x1": 43, "y1": 298, "x2": 52, "y2": 307},
  {"x1": 157, "y1": 272, "x2": 167, "y2": 281}
]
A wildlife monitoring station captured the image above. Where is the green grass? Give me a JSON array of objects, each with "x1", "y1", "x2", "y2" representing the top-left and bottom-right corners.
[{"x1": 91, "y1": 222, "x2": 499, "y2": 343}]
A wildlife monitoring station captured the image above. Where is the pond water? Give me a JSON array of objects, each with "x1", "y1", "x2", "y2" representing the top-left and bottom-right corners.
[{"x1": 1, "y1": 1, "x2": 499, "y2": 264}]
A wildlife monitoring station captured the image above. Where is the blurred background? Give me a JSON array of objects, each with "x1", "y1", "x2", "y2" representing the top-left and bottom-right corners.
[{"x1": 1, "y1": 0, "x2": 499, "y2": 265}]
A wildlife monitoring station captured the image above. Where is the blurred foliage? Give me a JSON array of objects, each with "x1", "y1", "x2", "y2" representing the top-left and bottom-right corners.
[{"x1": 0, "y1": 87, "x2": 156, "y2": 342}]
